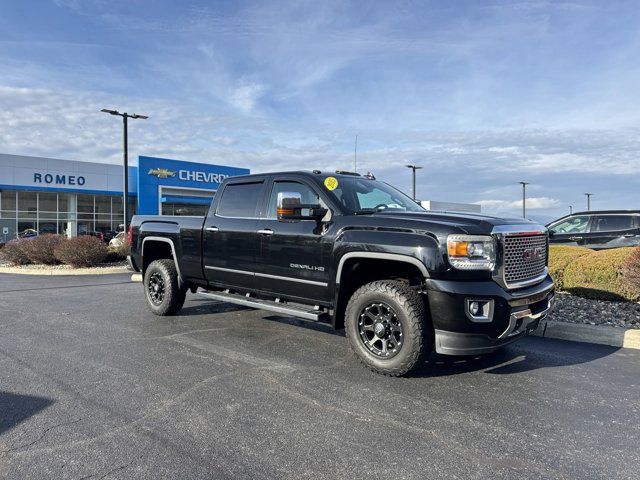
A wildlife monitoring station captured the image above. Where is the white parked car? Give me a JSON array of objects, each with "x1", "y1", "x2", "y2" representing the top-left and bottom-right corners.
[{"x1": 109, "y1": 231, "x2": 126, "y2": 248}]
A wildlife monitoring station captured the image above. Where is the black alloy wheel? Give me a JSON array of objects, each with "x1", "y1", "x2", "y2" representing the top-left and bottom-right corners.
[{"x1": 358, "y1": 302, "x2": 403, "y2": 358}]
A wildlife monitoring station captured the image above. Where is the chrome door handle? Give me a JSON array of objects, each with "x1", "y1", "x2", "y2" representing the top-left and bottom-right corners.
[
  {"x1": 205, "y1": 226, "x2": 219, "y2": 232},
  {"x1": 623, "y1": 233, "x2": 635, "y2": 238},
  {"x1": 257, "y1": 229, "x2": 273, "y2": 235},
  {"x1": 568, "y1": 236, "x2": 583, "y2": 241}
]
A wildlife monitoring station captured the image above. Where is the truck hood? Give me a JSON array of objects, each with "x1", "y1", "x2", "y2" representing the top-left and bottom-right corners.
[{"x1": 367, "y1": 211, "x2": 545, "y2": 235}]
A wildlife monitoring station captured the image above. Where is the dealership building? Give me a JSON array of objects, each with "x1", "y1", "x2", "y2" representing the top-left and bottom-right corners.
[{"x1": 0, "y1": 153, "x2": 249, "y2": 241}]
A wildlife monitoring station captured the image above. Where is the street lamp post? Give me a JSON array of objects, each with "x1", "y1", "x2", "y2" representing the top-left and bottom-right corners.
[
  {"x1": 101, "y1": 109, "x2": 148, "y2": 232},
  {"x1": 584, "y1": 193, "x2": 593, "y2": 211},
  {"x1": 405, "y1": 165, "x2": 423, "y2": 201},
  {"x1": 519, "y1": 181, "x2": 529, "y2": 218},
  {"x1": 569, "y1": 205, "x2": 573, "y2": 215}
]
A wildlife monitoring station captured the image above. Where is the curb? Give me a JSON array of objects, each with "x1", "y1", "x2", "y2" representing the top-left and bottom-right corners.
[
  {"x1": 0, "y1": 266, "x2": 129, "y2": 276},
  {"x1": 532, "y1": 319, "x2": 640, "y2": 350}
]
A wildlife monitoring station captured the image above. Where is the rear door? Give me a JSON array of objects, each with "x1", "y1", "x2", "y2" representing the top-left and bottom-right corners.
[
  {"x1": 202, "y1": 178, "x2": 268, "y2": 289},
  {"x1": 583, "y1": 214, "x2": 640, "y2": 249},
  {"x1": 548, "y1": 215, "x2": 590, "y2": 246},
  {"x1": 253, "y1": 176, "x2": 332, "y2": 304}
]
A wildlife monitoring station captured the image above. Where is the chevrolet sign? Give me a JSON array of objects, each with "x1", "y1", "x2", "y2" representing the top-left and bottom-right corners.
[{"x1": 148, "y1": 168, "x2": 177, "y2": 179}]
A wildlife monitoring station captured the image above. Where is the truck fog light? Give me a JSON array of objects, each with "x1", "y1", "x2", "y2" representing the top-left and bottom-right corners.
[{"x1": 465, "y1": 299, "x2": 494, "y2": 323}]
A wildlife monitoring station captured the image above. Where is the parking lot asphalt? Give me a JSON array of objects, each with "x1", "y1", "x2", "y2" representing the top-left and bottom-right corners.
[{"x1": 0, "y1": 273, "x2": 638, "y2": 479}]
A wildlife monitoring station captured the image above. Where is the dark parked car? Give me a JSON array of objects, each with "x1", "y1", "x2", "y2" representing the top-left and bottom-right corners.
[
  {"x1": 129, "y1": 170, "x2": 554, "y2": 377},
  {"x1": 547, "y1": 210, "x2": 640, "y2": 249}
]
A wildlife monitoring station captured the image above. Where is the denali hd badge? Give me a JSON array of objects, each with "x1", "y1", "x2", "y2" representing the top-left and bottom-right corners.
[
  {"x1": 290, "y1": 263, "x2": 325, "y2": 272},
  {"x1": 523, "y1": 247, "x2": 543, "y2": 261},
  {"x1": 148, "y1": 168, "x2": 177, "y2": 178}
]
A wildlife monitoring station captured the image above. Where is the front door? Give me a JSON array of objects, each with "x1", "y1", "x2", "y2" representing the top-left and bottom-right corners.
[
  {"x1": 203, "y1": 179, "x2": 267, "y2": 289},
  {"x1": 254, "y1": 178, "x2": 331, "y2": 304},
  {"x1": 548, "y1": 215, "x2": 590, "y2": 246}
]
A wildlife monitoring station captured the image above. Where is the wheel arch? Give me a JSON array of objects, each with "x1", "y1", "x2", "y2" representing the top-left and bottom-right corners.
[
  {"x1": 332, "y1": 252, "x2": 429, "y2": 330},
  {"x1": 141, "y1": 237, "x2": 185, "y2": 287}
]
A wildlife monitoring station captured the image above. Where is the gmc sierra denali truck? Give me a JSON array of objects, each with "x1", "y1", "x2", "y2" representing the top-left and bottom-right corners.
[{"x1": 128, "y1": 170, "x2": 554, "y2": 376}]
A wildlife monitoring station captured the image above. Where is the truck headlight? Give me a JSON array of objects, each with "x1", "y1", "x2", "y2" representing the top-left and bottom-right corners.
[{"x1": 447, "y1": 235, "x2": 496, "y2": 270}]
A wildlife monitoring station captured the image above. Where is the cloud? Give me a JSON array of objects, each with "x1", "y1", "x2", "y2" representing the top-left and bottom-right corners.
[
  {"x1": 229, "y1": 82, "x2": 266, "y2": 113},
  {"x1": 475, "y1": 197, "x2": 561, "y2": 212}
]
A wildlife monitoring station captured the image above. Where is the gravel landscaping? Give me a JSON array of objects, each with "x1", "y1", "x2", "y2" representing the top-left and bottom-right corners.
[{"x1": 549, "y1": 292, "x2": 640, "y2": 329}]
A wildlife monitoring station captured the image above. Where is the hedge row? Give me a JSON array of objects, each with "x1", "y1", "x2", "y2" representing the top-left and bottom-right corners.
[
  {"x1": 0, "y1": 234, "x2": 128, "y2": 268},
  {"x1": 549, "y1": 245, "x2": 640, "y2": 302}
]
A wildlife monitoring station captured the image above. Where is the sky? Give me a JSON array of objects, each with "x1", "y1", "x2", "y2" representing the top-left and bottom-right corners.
[{"x1": 1, "y1": 0, "x2": 640, "y2": 220}]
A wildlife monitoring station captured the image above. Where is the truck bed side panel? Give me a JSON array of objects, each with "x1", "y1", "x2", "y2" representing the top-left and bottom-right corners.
[{"x1": 136, "y1": 215, "x2": 206, "y2": 282}]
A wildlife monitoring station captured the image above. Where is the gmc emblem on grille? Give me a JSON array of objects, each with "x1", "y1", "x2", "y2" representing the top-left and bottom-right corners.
[{"x1": 523, "y1": 247, "x2": 543, "y2": 261}]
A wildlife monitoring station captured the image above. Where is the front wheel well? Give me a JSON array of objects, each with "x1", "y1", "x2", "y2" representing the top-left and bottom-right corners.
[{"x1": 333, "y1": 258, "x2": 427, "y2": 330}]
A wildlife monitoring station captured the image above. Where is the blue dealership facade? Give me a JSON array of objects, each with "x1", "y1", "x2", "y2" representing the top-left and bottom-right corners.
[{"x1": 0, "y1": 153, "x2": 249, "y2": 240}]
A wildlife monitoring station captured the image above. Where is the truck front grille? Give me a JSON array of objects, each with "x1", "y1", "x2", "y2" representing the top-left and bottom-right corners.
[{"x1": 502, "y1": 234, "x2": 548, "y2": 288}]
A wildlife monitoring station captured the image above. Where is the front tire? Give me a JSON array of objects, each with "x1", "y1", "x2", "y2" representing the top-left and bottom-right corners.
[
  {"x1": 144, "y1": 259, "x2": 187, "y2": 316},
  {"x1": 345, "y1": 280, "x2": 432, "y2": 376}
]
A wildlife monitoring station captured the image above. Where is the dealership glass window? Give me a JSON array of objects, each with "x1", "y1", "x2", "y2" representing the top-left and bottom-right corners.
[
  {"x1": 112, "y1": 215, "x2": 124, "y2": 230},
  {"x1": 112, "y1": 196, "x2": 123, "y2": 214},
  {"x1": 95, "y1": 214, "x2": 112, "y2": 233},
  {"x1": 1, "y1": 190, "x2": 17, "y2": 212},
  {"x1": 58, "y1": 193, "x2": 72, "y2": 212},
  {"x1": 77, "y1": 194, "x2": 94, "y2": 214},
  {"x1": 39, "y1": 221, "x2": 57, "y2": 235},
  {"x1": 39, "y1": 192, "x2": 58, "y2": 212},
  {"x1": 18, "y1": 191, "x2": 38, "y2": 215},
  {"x1": 78, "y1": 221, "x2": 94, "y2": 234},
  {"x1": 18, "y1": 220, "x2": 36, "y2": 235},
  {"x1": 95, "y1": 195, "x2": 111, "y2": 215}
]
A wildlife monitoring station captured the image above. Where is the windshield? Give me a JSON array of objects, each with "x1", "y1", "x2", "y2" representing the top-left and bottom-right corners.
[{"x1": 325, "y1": 176, "x2": 425, "y2": 214}]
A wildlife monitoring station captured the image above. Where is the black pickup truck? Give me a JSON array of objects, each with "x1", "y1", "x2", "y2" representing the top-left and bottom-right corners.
[{"x1": 129, "y1": 171, "x2": 554, "y2": 376}]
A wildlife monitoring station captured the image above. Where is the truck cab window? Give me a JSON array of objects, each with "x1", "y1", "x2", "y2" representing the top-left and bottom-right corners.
[
  {"x1": 216, "y1": 182, "x2": 263, "y2": 217},
  {"x1": 266, "y1": 181, "x2": 320, "y2": 218}
]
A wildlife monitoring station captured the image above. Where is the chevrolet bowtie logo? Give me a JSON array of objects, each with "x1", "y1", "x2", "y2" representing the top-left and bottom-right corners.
[{"x1": 148, "y1": 168, "x2": 176, "y2": 179}]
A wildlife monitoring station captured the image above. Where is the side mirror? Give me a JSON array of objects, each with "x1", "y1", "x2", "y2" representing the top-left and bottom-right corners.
[{"x1": 277, "y1": 192, "x2": 327, "y2": 221}]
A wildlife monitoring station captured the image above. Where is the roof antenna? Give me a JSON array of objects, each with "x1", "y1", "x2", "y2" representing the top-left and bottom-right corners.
[{"x1": 354, "y1": 134, "x2": 358, "y2": 173}]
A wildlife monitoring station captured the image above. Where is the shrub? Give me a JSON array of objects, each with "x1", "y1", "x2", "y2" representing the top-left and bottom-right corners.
[
  {"x1": 563, "y1": 247, "x2": 639, "y2": 301},
  {"x1": 0, "y1": 239, "x2": 31, "y2": 265},
  {"x1": 20, "y1": 234, "x2": 66, "y2": 265},
  {"x1": 548, "y1": 245, "x2": 593, "y2": 290},
  {"x1": 54, "y1": 236, "x2": 108, "y2": 268},
  {"x1": 105, "y1": 242, "x2": 130, "y2": 263},
  {"x1": 622, "y1": 246, "x2": 640, "y2": 292}
]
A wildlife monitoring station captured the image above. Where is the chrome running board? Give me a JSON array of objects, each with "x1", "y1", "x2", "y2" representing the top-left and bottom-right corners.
[{"x1": 198, "y1": 290, "x2": 330, "y2": 322}]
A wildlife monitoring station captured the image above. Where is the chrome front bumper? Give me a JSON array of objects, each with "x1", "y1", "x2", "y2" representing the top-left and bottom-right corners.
[{"x1": 498, "y1": 294, "x2": 555, "y2": 339}]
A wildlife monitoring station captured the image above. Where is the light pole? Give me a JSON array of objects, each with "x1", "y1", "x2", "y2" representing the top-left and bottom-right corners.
[
  {"x1": 569, "y1": 205, "x2": 573, "y2": 215},
  {"x1": 584, "y1": 193, "x2": 593, "y2": 211},
  {"x1": 101, "y1": 109, "x2": 148, "y2": 232},
  {"x1": 519, "y1": 181, "x2": 529, "y2": 218},
  {"x1": 405, "y1": 165, "x2": 423, "y2": 201}
]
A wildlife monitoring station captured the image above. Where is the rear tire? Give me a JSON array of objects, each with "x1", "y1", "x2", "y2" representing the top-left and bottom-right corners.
[
  {"x1": 144, "y1": 259, "x2": 187, "y2": 316},
  {"x1": 345, "y1": 280, "x2": 432, "y2": 376}
]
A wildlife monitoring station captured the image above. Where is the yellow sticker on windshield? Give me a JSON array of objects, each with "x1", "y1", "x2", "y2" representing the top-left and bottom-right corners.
[{"x1": 324, "y1": 176, "x2": 338, "y2": 191}]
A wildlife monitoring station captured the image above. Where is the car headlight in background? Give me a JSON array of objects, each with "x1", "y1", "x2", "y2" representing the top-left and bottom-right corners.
[{"x1": 447, "y1": 235, "x2": 496, "y2": 270}]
